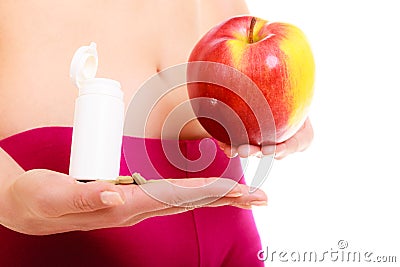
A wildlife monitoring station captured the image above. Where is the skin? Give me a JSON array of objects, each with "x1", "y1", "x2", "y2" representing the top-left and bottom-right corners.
[
  {"x1": 0, "y1": 0, "x2": 312, "y2": 235},
  {"x1": 218, "y1": 117, "x2": 314, "y2": 159}
]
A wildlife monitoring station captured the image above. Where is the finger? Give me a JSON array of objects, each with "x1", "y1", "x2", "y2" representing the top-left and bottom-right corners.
[
  {"x1": 275, "y1": 118, "x2": 314, "y2": 159},
  {"x1": 26, "y1": 171, "x2": 126, "y2": 217},
  {"x1": 275, "y1": 140, "x2": 294, "y2": 159},
  {"x1": 223, "y1": 145, "x2": 238, "y2": 158},
  {"x1": 55, "y1": 182, "x2": 266, "y2": 231},
  {"x1": 237, "y1": 144, "x2": 262, "y2": 157},
  {"x1": 297, "y1": 117, "x2": 314, "y2": 152},
  {"x1": 203, "y1": 188, "x2": 268, "y2": 207},
  {"x1": 124, "y1": 206, "x2": 195, "y2": 226},
  {"x1": 120, "y1": 177, "x2": 243, "y2": 213},
  {"x1": 164, "y1": 184, "x2": 267, "y2": 208},
  {"x1": 58, "y1": 178, "x2": 244, "y2": 229},
  {"x1": 59, "y1": 183, "x2": 125, "y2": 216},
  {"x1": 57, "y1": 181, "x2": 249, "y2": 229},
  {"x1": 145, "y1": 183, "x2": 266, "y2": 209},
  {"x1": 126, "y1": 188, "x2": 267, "y2": 225},
  {"x1": 261, "y1": 144, "x2": 276, "y2": 156},
  {"x1": 216, "y1": 141, "x2": 226, "y2": 150}
]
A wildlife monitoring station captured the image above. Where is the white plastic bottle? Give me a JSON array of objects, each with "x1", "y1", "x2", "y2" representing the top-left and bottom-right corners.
[{"x1": 69, "y1": 42, "x2": 124, "y2": 181}]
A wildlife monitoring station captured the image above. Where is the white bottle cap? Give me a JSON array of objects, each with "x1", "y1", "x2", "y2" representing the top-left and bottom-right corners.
[
  {"x1": 69, "y1": 42, "x2": 122, "y2": 99},
  {"x1": 70, "y1": 42, "x2": 99, "y2": 88}
]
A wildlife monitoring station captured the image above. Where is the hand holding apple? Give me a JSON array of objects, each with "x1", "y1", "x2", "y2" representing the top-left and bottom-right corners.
[
  {"x1": 187, "y1": 16, "x2": 315, "y2": 149},
  {"x1": 218, "y1": 117, "x2": 314, "y2": 159}
]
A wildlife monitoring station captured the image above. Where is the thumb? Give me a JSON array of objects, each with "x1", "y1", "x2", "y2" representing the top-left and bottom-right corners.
[
  {"x1": 59, "y1": 181, "x2": 124, "y2": 214},
  {"x1": 26, "y1": 171, "x2": 125, "y2": 217},
  {"x1": 67, "y1": 181, "x2": 125, "y2": 214}
]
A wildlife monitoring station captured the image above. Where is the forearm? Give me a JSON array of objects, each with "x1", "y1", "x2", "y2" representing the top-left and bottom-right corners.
[
  {"x1": 0, "y1": 148, "x2": 24, "y2": 226},
  {"x1": 0, "y1": 147, "x2": 24, "y2": 191}
]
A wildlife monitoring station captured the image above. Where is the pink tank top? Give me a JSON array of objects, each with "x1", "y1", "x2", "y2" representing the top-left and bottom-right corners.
[{"x1": 0, "y1": 127, "x2": 263, "y2": 267}]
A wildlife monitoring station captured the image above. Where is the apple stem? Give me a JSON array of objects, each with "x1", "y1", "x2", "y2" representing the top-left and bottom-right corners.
[{"x1": 248, "y1": 17, "x2": 257, "y2": 44}]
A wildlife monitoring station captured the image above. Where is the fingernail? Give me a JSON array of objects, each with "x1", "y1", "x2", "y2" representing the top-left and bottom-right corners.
[
  {"x1": 100, "y1": 191, "x2": 124, "y2": 206},
  {"x1": 250, "y1": 200, "x2": 268, "y2": 206}
]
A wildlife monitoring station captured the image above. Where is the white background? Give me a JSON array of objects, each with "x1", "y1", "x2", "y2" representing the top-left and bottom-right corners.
[{"x1": 245, "y1": 0, "x2": 400, "y2": 266}]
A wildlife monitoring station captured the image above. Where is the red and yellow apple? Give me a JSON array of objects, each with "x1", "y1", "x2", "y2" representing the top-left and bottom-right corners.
[{"x1": 187, "y1": 16, "x2": 315, "y2": 146}]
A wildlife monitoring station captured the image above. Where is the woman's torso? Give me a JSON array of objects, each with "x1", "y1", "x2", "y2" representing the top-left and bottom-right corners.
[
  {"x1": 0, "y1": 0, "x2": 248, "y2": 140},
  {"x1": 0, "y1": 4, "x2": 267, "y2": 266}
]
